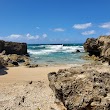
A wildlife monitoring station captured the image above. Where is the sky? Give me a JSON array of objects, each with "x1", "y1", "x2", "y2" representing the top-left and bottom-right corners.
[{"x1": 0, "y1": 0, "x2": 110, "y2": 44}]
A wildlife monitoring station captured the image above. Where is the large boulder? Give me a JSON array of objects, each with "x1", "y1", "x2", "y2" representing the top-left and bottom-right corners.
[
  {"x1": 83, "y1": 35, "x2": 110, "y2": 63},
  {"x1": 0, "y1": 40, "x2": 27, "y2": 55},
  {"x1": 48, "y1": 66, "x2": 110, "y2": 110},
  {"x1": 83, "y1": 38, "x2": 100, "y2": 56}
]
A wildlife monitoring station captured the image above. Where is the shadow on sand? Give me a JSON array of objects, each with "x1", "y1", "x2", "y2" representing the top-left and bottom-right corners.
[{"x1": 0, "y1": 68, "x2": 8, "y2": 75}]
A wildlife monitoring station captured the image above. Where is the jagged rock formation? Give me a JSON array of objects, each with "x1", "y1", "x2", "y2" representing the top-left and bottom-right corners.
[
  {"x1": 0, "y1": 40, "x2": 27, "y2": 55},
  {"x1": 0, "y1": 54, "x2": 30, "y2": 67},
  {"x1": 83, "y1": 35, "x2": 110, "y2": 63},
  {"x1": 0, "y1": 40, "x2": 31, "y2": 68},
  {"x1": 48, "y1": 65, "x2": 110, "y2": 110}
]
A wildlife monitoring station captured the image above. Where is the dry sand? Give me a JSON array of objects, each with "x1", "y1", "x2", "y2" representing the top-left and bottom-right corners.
[
  {"x1": 0, "y1": 66, "x2": 70, "y2": 82},
  {"x1": 0, "y1": 65, "x2": 70, "y2": 110}
]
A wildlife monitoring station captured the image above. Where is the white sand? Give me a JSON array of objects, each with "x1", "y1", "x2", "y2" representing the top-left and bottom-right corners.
[
  {"x1": 0, "y1": 66, "x2": 71, "y2": 82},
  {"x1": 0, "y1": 66, "x2": 70, "y2": 110}
]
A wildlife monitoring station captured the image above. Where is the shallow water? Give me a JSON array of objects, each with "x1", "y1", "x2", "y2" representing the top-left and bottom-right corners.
[{"x1": 28, "y1": 44, "x2": 88, "y2": 65}]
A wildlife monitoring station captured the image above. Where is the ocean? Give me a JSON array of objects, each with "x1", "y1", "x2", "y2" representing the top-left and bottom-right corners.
[{"x1": 27, "y1": 44, "x2": 88, "y2": 65}]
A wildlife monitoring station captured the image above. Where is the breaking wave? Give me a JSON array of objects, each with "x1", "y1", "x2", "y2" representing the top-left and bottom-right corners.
[{"x1": 28, "y1": 44, "x2": 84, "y2": 55}]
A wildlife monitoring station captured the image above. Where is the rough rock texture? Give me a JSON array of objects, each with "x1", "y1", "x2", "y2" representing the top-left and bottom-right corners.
[
  {"x1": 84, "y1": 38, "x2": 99, "y2": 56},
  {"x1": 0, "y1": 59, "x2": 4, "y2": 69},
  {"x1": 0, "y1": 53, "x2": 40, "y2": 68},
  {"x1": 0, "y1": 54, "x2": 30, "y2": 67},
  {"x1": 0, "y1": 40, "x2": 27, "y2": 55},
  {"x1": 83, "y1": 36, "x2": 110, "y2": 63},
  {"x1": 0, "y1": 40, "x2": 30, "y2": 68},
  {"x1": 48, "y1": 64, "x2": 110, "y2": 110}
]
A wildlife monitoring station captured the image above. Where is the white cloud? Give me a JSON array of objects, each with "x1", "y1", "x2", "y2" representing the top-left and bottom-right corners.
[
  {"x1": 8, "y1": 33, "x2": 40, "y2": 40},
  {"x1": 7, "y1": 34, "x2": 22, "y2": 39},
  {"x1": 26, "y1": 33, "x2": 39, "y2": 40},
  {"x1": 73, "y1": 23, "x2": 92, "y2": 29},
  {"x1": 53, "y1": 28, "x2": 65, "y2": 32},
  {"x1": 99, "y1": 22, "x2": 110, "y2": 29},
  {"x1": 0, "y1": 33, "x2": 48, "y2": 43},
  {"x1": 81, "y1": 30, "x2": 95, "y2": 35},
  {"x1": 42, "y1": 33, "x2": 47, "y2": 38}
]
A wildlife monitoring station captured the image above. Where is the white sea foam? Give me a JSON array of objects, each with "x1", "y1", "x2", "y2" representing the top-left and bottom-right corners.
[
  {"x1": 62, "y1": 46, "x2": 84, "y2": 53},
  {"x1": 28, "y1": 49, "x2": 57, "y2": 55},
  {"x1": 45, "y1": 45, "x2": 63, "y2": 49},
  {"x1": 28, "y1": 45, "x2": 84, "y2": 55}
]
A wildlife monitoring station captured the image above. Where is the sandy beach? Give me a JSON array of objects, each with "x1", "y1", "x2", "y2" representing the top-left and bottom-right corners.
[
  {"x1": 0, "y1": 0, "x2": 110, "y2": 109},
  {"x1": 0, "y1": 65, "x2": 70, "y2": 110},
  {"x1": 0, "y1": 65, "x2": 71, "y2": 82}
]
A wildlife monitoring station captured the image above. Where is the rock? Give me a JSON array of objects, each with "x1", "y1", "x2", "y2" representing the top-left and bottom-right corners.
[
  {"x1": 0, "y1": 40, "x2": 30, "y2": 68},
  {"x1": 17, "y1": 59, "x2": 25, "y2": 63},
  {"x1": 28, "y1": 64, "x2": 39, "y2": 68},
  {"x1": 83, "y1": 35, "x2": 110, "y2": 64},
  {"x1": 72, "y1": 50, "x2": 80, "y2": 54},
  {"x1": 0, "y1": 40, "x2": 27, "y2": 55},
  {"x1": 23, "y1": 62, "x2": 30, "y2": 66},
  {"x1": 76, "y1": 49, "x2": 80, "y2": 53},
  {"x1": 48, "y1": 66, "x2": 110, "y2": 110},
  {"x1": 0, "y1": 54, "x2": 30, "y2": 67},
  {"x1": 25, "y1": 53, "x2": 30, "y2": 57},
  {"x1": 8, "y1": 54, "x2": 29, "y2": 63},
  {"x1": 12, "y1": 61, "x2": 19, "y2": 66},
  {"x1": 83, "y1": 38, "x2": 100, "y2": 56},
  {"x1": 82, "y1": 54, "x2": 100, "y2": 61},
  {"x1": 0, "y1": 58, "x2": 8, "y2": 68},
  {"x1": 0, "y1": 50, "x2": 6, "y2": 55},
  {"x1": 0, "y1": 40, "x2": 4, "y2": 52},
  {"x1": 0, "y1": 59, "x2": 4, "y2": 69},
  {"x1": 7, "y1": 63, "x2": 15, "y2": 67}
]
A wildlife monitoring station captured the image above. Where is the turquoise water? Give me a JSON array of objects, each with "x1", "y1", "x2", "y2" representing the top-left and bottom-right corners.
[{"x1": 27, "y1": 44, "x2": 88, "y2": 65}]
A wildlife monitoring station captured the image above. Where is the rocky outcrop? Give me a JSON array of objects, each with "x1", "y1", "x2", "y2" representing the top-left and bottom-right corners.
[
  {"x1": 83, "y1": 35, "x2": 110, "y2": 63},
  {"x1": 48, "y1": 65, "x2": 110, "y2": 110},
  {"x1": 0, "y1": 40, "x2": 4, "y2": 52},
  {"x1": 0, "y1": 59, "x2": 4, "y2": 69},
  {"x1": 0, "y1": 54, "x2": 30, "y2": 67},
  {"x1": 84, "y1": 38, "x2": 100, "y2": 56},
  {"x1": 0, "y1": 40, "x2": 27, "y2": 55},
  {"x1": 0, "y1": 40, "x2": 30, "y2": 68}
]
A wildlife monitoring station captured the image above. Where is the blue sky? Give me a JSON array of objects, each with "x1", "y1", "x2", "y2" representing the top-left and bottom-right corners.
[{"x1": 0, "y1": 0, "x2": 110, "y2": 44}]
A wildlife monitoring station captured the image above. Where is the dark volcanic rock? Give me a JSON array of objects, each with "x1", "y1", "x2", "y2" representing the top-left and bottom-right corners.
[
  {"x1": 76, "y1": 49, "x2": 80, "y2": 53},
  {"x1": 48, "y1": 66, "x2": 110, "y2": 110},
  {"x1": 0, "y1": 40, "x2": 27, "y2": 55}
]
